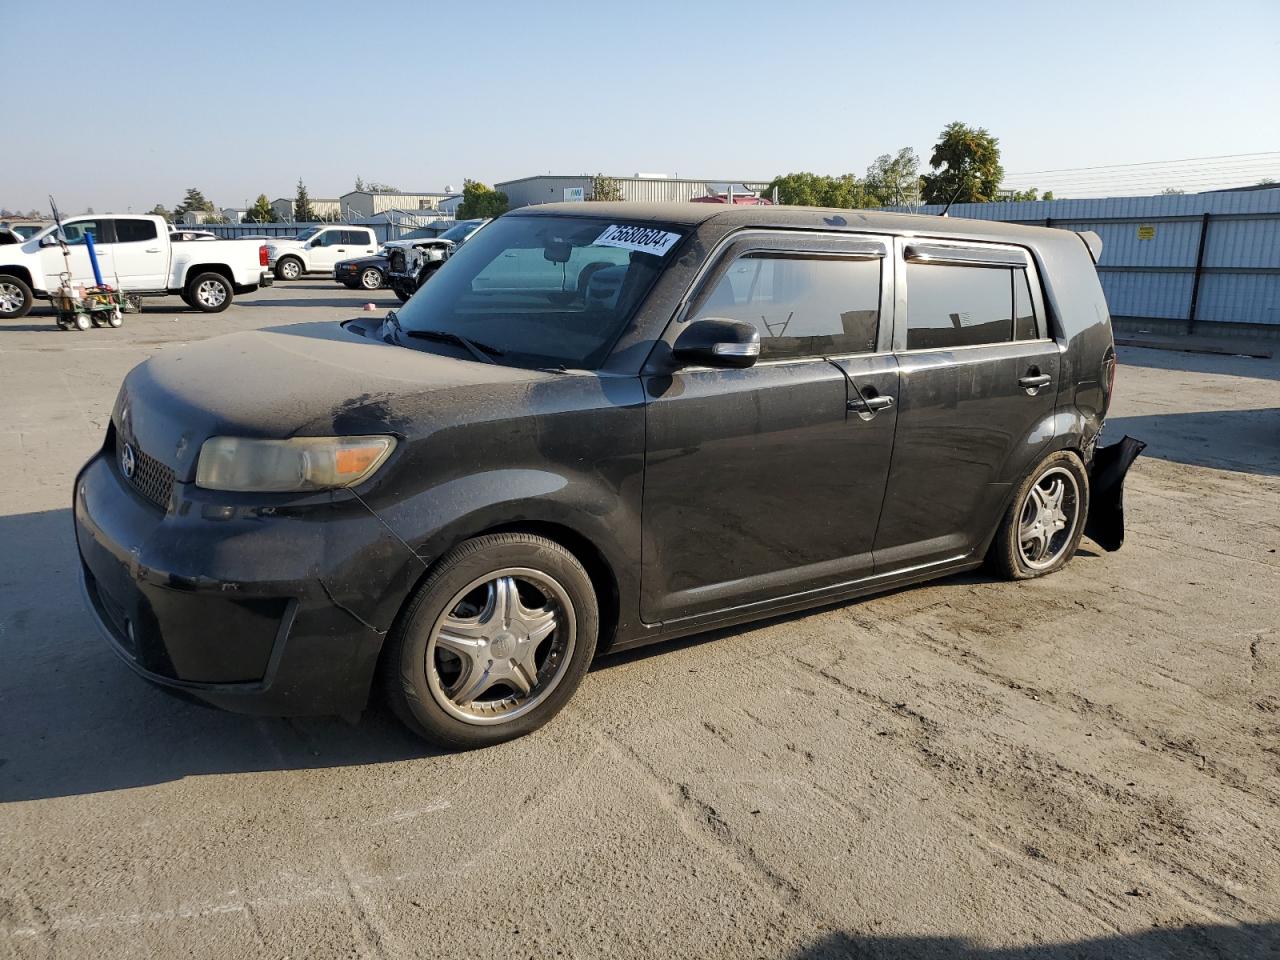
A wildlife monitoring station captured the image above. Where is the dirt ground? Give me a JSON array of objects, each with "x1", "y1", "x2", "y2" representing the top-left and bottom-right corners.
[{"x1": 1, "y1": 281, "x2": 1277, "y2": 959}]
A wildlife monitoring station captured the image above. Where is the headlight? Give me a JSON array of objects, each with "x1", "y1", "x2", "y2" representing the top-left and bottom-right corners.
[{"x1": 195, "y1": 436, "x2": 396, "y2": 492}]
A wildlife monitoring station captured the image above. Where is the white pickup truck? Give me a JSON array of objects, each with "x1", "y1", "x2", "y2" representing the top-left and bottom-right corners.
[
  {"x1": 266, "y1": 225, "x2": 378, "y2": 281},
  {"x1": 0, "y1": 214, "x2": 272, "y2": 319}
]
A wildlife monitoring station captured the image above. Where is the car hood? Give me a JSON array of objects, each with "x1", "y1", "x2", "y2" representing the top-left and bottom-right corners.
[
  {"x1": 115, "y1": 321, "x2": 557, "y2": 482},
  {"x1": 266, "y1": 239, "x2": 305, "y2": 251}
]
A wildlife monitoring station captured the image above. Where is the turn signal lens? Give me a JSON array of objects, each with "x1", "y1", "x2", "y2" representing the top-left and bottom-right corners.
[{"x1": 195, "y1": 436, "x2": 396, "y2": 492}]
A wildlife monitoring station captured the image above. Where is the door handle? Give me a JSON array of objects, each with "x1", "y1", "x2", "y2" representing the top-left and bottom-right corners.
[
  {"x1": 847, "y1": 392, "x2": 894, "y2": 419},
  {"x1": 1019, "y1": 373, "x2": 1052, "y2": 388},
  {"x1": 145, "y1": 247, "x2": 160, "y2": 253}
]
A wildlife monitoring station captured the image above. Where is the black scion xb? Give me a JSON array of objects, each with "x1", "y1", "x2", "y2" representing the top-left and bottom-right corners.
[{"x1": 74, "y1": 203, "x2": 1140, "y2": 748}]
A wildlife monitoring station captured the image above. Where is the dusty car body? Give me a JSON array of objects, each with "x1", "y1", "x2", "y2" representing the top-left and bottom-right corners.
[{"x1": 74, "y1": 202, "x2": 1136, "y2": 748}]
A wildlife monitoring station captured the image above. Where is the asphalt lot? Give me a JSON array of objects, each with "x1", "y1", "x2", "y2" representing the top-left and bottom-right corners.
[{"x1": 1, "y1": 280, "x2": 1278, "y2": 959}]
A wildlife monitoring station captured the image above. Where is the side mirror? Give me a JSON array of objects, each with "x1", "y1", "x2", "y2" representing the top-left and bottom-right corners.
[
  {"x1": 39, "y1": 234, "x2": 61, "y2": 247},
  {"x1": 672, "y1": 318, "x2": 761, "y2": 369}
]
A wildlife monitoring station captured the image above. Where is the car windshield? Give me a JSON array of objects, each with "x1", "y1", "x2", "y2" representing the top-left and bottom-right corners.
[
  {"x1": 439, "y1": 220, "x2": 482, "y2": 243},
  {"x1": 293, "y1": 227, "x2": 321, "y2": 241},
  {"x1": 395, "y1": 215, "x2": 685, "y2": 370}
]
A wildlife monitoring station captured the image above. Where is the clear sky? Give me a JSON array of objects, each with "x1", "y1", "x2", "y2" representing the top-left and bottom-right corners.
[{"x1": 4, "y1": 0, "x2": 1278, "y2": 214}]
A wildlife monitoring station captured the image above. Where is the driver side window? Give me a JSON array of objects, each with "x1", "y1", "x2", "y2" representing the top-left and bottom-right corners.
[{"x1": 690, "y1": 252, "x2": 882, "y2": 360}]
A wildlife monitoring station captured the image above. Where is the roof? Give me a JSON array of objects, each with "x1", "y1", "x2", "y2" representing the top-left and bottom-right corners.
[
  {"x1": 495, "y1": 174, "x2": 769, "y2": 187},
  {"x1": 509, "y1": 201, "x2": 1079, "y2": 244}
]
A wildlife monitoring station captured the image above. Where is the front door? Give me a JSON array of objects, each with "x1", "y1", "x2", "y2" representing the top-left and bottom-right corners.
[
  {"x1": 641, "y1": 232, "x2": 898, "y2": 624},
  {"x1": 306, "y1": 229, "x2": 344, "y2": 274},
  {"x1": 873, "y1": 239, "x2": 1060, "y2": 571},
  {"x1": 38, "y1": 218, "x2": 116, "y2": 288}
]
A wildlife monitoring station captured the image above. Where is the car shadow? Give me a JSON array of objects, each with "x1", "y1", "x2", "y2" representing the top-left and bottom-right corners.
[
  {"x1": 0, "y1": 497, "x2": 1108, "y2": 806},
  {"x1": 788, "y1": 924, "x2": 1279, "y2": 959},
  {"x1": 1119, "y1": 343, "x2": 1280, "y2": 382},
  {"x1": 1106, "y1": 407, "x2": 1280, "y2": 477}
]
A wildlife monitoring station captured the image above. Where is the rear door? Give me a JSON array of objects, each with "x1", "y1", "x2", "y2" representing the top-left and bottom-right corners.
[
  {"x1": 109, "y1": 218, "x2": 167, "y2": 290},
  {"x1": 640, "y1": 231, "x2": 899, "y2": 623},
  {"x1": 873, "y1": 238, "x2": 1059, "y2": 571}
]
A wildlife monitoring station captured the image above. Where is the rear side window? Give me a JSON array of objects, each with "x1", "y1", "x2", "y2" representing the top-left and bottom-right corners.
[
  {"x1": 692, "y1": 254, "x2": 880, "y2": 360},
  {"x1": 114, "y1": 219, "x2": 158, "y2": 243},
  {"x1": 1014, "y1": 268, "x2": 1038, "y2": 339},
  {"x1": 905, "y1": 263, "x2": 1026, "y2": 350}
]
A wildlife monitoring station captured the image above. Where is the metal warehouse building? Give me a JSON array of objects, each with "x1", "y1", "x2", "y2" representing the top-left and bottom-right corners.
[
  {"x1": 340, "y1": 190, "x2": 452, "y2": 218},
  {"x1": 895, "y1": 189, "x2": 1280, "y2": 337},
  {"x1": 497, "y1": 174, "x2": 770, "y2": 209}
]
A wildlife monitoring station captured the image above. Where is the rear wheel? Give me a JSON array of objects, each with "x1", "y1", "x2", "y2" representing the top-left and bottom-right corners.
[
  {"x1": 0, "y1": 274, "x2": 33, "y2": 319},
  {"x1": 186, "y1": 272, "x2": 233, "y2": 313},
  {"x1": 989, "y1": 451, "x2": 1089, "y2": 580},
  {"x1": 381, "y1": 533, "x2": 599, "y2": 749},
  {"x1": 360, "y1": 266, "x2": 384, "y2": 290},
  {"x1": 275, "y1": 257, "x2": 303, "y2": 281}
]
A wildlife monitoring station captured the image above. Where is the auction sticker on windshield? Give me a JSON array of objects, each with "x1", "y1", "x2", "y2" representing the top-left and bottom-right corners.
[{"x1": 594, "y1": 224, "x2": 682, "y2": 257}]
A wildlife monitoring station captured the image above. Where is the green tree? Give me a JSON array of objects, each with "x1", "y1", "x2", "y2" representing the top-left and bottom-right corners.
[
  {"x1": 1042, "y1": 190, "x2": 1055, "y2": 201},
  {"x1": 174, "y1": 187, "x2": 216, "y2": 221},
  {"x1": 764, "y1": 172, "x2": 869, "y2": 208},
  {"x1": 1160, "y1": 187, "x2": 1186, "y2": 195},
  {"x1": 920, "y1": 122, "x2": 1004, "y2": 205},
  {"x1": 354, "y1": 175, "x2": 367, "y2": 192},
  {"x1": 294, "y1": 178, "x2": 315, "y2": 221},
  {"x1": 248, "y1": 194, "x2": 276, "y2": 223},
  {"x1": 455, "y1": 180, "x2": 509, "y2": 219},
  {"x1": 148, "y1": 203, "x2": 172, "y2": 221},
  {"x1": 864, "y1": 148, "x2": 920, "y2": 207},
  {"x1": 591, "y1": 173, "x2": 623, "y2": 201}
]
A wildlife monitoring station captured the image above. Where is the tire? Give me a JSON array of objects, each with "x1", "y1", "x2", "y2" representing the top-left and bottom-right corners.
[
  {"x1": 0, "y1": 274, "x2": 33, "y2": 320},
  {"x1": 381, "y1": 533, "x2": 599, "y2": 749},
  {"x1": 74, "y1": 313, "x2": 91, "y2": 331},
  {"x1": 988, "y1": 450, "x2": 1090, "y2": 580},
  {"x1": 359, "y1": 267, "x2": 384, "y2": 291},
  {"x1": 392, "y1": 286, "x2": 410, "y2": 303},
  {"x1": 275, "y1": 257, "x2": 303, "y2": 281},
  {"x1": 186, "y1": 272, "x2": 233, "y2": 313}
]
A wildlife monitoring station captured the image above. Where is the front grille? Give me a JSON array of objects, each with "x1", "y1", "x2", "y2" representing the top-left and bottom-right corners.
[{"x1": 116, "y1": 434, "x2": 175, "y2": 511}]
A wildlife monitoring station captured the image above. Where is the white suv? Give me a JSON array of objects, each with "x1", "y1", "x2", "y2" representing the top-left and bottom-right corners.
[{"x1": 268, "y1": 226, "x2": 377, "y2": 280}]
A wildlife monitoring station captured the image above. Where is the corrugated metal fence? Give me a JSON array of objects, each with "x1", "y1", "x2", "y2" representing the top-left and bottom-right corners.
[{"x1": 890, "y1": 190, "x2": 1280, "y2": 335}]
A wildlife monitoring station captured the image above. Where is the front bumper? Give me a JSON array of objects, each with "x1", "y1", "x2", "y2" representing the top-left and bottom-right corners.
[{"x1": 73, "y1": 448, "x2": 420, "y2": 716}]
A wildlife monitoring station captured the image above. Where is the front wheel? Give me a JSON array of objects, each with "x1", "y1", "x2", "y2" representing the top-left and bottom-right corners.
[
  {"x1": 988, "y1": 451, "x2": 1090, "y2": 580},
  {"x1": 186, "y1": 272, "x2": 233, "y2": 313},
  {"x1": 381, "y1": 533, "x2": 599, "y2": 749},
  {"x1": 360, "y1": 267, "x2": 384, "y2": 290},
  {"x1": 275, "y1": 257, "x2": 303, "y2": 281},
  {"x1": 0, "y1": 274, "x2": 33, "y2": 320}
]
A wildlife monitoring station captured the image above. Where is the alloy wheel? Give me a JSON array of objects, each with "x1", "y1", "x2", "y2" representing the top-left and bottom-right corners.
[
  {"x1": 361, "y1": 268, "x2": 382, "y2": 290},
  {"x1": 196, "y1": 279, "x2": 227, "y2": 308},
  {"x1": 424, "y1": 567, "x2": 575, "y2": 725},
  {"x1": 0, "y1": 281, "x2": 23, "y2": 313},
  {"x1": 1017, "y1": 466, "x2": 1080, "y2": 570},
  {"x1": 281, "y1": 260, "x2": 300, "y2": 280}
]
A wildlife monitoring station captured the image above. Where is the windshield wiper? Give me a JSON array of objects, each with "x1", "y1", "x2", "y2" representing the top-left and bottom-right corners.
[{"x1": 403, "y1": 328, "x2": 503, "y2": 364}]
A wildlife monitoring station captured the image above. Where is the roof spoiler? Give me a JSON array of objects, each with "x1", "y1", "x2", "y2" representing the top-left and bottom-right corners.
[{"x1": 1076, "y1": 230, "x2": 1103, "y2": 264}]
